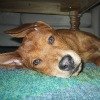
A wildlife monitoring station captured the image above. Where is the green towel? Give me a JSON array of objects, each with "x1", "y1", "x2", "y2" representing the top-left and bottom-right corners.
[{"x1": 0, "y1": 63, "x2": 100, "y2": 100}]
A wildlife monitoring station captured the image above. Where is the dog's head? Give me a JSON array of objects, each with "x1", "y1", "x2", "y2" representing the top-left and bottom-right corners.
[{"x1": 0, "y1": 21, "x2": 82, "y2": 78}]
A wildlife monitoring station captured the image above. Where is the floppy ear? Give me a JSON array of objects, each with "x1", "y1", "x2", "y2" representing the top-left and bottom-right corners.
[
  {"x1": 5, "y1": 21, "x2": 53, "y2": 38},
  {"x1": 5, "y1": 23, "x2": 34, "y2": 38},
  {"x1": 0, "y1": 52, "x2": 23, "y2": 69}
]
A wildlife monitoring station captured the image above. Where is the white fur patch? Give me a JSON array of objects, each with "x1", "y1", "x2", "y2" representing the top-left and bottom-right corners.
[
  {"x1": 3, "y1": 59, "x2": 22, "y2": 65},
  {"x1": 34, "y1": 28, "x2": 38, "y2": 31}
]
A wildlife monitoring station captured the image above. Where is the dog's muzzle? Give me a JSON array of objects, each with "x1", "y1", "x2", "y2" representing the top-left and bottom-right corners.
[
  {"x1": 59, "y1": 55, "x2": 80, "y2": 73},
  {"x1": 59, "y1": 55, "x2": 75, "y2": 71}
]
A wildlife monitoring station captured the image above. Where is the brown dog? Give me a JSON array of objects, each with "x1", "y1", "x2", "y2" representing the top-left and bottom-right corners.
[{"x1": 0, "y1": 21, "x2": 100, "y2": 78}]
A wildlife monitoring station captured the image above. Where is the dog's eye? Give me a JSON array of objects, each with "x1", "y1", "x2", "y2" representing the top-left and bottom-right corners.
[
  {"x1": 33, "y1": 59, "x2": 42, "y2": 66},
  {"x1": 48, "y1": 36, "x2": 55, "y2": 45}
]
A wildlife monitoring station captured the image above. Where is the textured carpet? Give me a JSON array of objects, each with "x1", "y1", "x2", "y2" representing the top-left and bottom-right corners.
[{"x1": 0, "y1": 63, "x2": 100, "y2": 100}]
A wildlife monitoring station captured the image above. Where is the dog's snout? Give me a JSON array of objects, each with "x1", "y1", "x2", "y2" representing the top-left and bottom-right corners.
[{"x1": 59, "y1": 55, "x2": 75, "y2": 71}]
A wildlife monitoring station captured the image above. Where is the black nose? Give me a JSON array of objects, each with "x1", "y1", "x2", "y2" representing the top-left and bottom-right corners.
[{"x1": 59, "y1": 55, "x2": 75, "y2": 71}]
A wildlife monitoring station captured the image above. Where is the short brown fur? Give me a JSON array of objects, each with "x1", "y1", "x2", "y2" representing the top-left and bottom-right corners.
[{"x1": 0, "y1": 21, "x2": 100, "y2": 78}]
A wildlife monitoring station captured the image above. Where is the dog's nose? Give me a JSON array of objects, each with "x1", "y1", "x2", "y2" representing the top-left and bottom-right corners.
[{"x1": 59, "y1": 55, "x2": 75, "y2": 71}]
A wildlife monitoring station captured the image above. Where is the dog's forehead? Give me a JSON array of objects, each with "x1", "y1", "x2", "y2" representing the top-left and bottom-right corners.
[
  {"x1": 32, "y1": 21, "x2": 54, "y2": 34},
  {"x1": 20, "y1": 29, "x2": 52, "y2": 51},
  {"x1": 24, "y1": 26, "x2": 54, "y2": 42},
  {"x1": 34, "y1": 27, "x2": 54, "y2": 35}
]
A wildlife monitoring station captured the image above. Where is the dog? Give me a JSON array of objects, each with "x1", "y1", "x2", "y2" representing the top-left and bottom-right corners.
[{"x1": 0, "y1": 21, "x2": 100, "y2": 78}]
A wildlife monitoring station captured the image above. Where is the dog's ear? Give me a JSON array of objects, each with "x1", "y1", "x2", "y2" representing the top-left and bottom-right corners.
[
  {"x1": 5, "y1": 21, "x2": 53, "y2": 38},
  {"x1": 0, "y1": 52, "x2": 23, "y2": 68},
  {"x1": 5, "y1": 23, "x2": 34, "y2": 38}
]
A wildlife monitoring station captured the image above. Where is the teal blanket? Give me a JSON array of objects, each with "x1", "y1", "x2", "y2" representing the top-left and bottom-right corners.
[{"x1": 0, "y1": 63, "x2": 100, "y2": 100}]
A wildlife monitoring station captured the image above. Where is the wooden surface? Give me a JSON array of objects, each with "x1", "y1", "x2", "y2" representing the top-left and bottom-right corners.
[{"x1": 0, "y1": 0, "x2": 99, "y2": 15}]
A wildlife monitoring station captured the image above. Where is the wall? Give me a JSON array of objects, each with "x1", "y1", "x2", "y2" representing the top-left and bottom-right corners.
[{"x1": 92, "y1": 5, "x2": 100, "y2": 37}]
